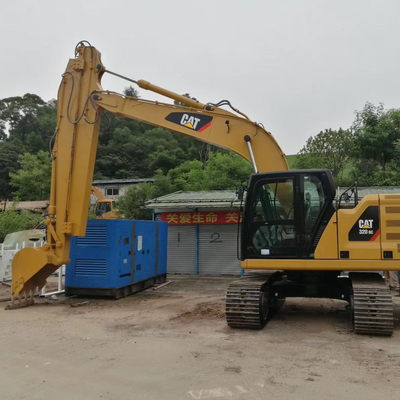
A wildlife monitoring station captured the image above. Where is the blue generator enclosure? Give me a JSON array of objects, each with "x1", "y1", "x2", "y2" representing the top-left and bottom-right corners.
[{"x1": 65, "y1": 219, "x2": 167, "y2": 298}]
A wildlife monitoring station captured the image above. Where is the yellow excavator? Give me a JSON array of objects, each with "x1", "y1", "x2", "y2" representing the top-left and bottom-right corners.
[
  {"x1": 9, "y1": 42, "x2": 400, "y2": 335},
  {"x1": 91, "y1": 186, "x2": 119, "y2": 219}
]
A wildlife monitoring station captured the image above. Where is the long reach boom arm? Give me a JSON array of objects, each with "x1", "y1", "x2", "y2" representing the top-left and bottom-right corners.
[{"x1": 11, "y1": 43, "x2": 288, "y2": 298}]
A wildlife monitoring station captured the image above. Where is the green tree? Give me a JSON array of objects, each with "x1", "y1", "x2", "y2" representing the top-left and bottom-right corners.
[
  {"x1": 294, "y1": 128, "x2": 354, "y2": 184},
  {"x1": 166, "y1": 153, "x2": 252, "y2": 191},
  {"x1": 95, "y1": 124, "x2": 204, "y2": 179},
  {"x1": 0, "y1": 140, "x2": 22, "y2": 199},
  {"x1": 0, "y1": 94, "x2": 56, "y2": 148},
  {"x1": 9, "y1": 150, "x2": 52, "y2": 200},
  {"x1": 205, "y1": 153, "x2": 252, "y2": 189},
  {"x1": 167, "y1": 160, "x2": 207, "y2": 191},
  {"x1": 123, "y1": 86, "x2": 140, "y2": 98},
  {"x1": 0, "y1": 120, "x2": 6, "y2": 142},
  {"x1": 118, "y1": 183, "x2": 155, "y2": 220},
  {"x1": 118, "y1": 170, "x2": 174, "y2": 220},
  {"x1": 352, "y1": 103, "x2": 400, "y2": 170},
  {"x1": 394, "y1": 139, "x2": 400, "y2": 169},
  {"x1": 26, "y1": 131, "x2": 46, "y2": 154},
  {"x1": 350, "y1": 103, "x2": 400, "y2": 185}
]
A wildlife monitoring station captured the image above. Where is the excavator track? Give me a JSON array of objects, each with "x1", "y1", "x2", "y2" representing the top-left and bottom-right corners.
[
  {"x1": 226, "y1": 273, "x2": 281, "y2": 329},
  {"x1": 350, "y1": 273, "x2": 394, "y2": 336}
]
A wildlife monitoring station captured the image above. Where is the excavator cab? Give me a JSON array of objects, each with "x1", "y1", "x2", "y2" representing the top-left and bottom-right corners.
[
  {"x1": 242, "y1": 169, "x2": 336, "y2": 260},
  {"x1": 94, "y1": 199, "x2": 118, "y2": 219}
]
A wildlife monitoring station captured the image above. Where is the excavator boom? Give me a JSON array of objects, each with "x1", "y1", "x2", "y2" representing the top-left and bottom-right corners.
[
  {"x1": 91, "y1": 186, "x2": 106, "y2": 201},
  {"x1": 11, "y1": 43, "x2": 287, "y2": 298}
]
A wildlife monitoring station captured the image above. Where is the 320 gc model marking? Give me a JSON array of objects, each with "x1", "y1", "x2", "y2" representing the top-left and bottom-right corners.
[{"x1": 349, "y1": 206, "x2": 380, "y2": 241}]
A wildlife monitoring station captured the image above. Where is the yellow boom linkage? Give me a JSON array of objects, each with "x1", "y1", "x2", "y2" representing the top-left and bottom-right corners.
[{"x1": 10, "y1": 43, "x2": 288, "y2": 302}]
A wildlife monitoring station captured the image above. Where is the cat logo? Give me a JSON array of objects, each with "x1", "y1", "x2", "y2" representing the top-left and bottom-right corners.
[
  {"x1": 180, "y1": 114, "x2": 201, "y2": 130},
  {"x1": 165, "y1": 112, "x2": 213, "y2": 132},
  {"x1": 359, "y1": 219, "x2": 373, "y2": 229},
  {"x1": 349, "y1": 206, "x2": 379, "y2": 241}
]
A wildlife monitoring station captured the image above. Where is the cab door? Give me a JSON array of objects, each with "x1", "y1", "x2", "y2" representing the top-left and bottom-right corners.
[
  {"x1": 297, "y1": 171, "x2": 338, "y2": 258},
  {"x1": 243, "y1": 175, "x2": 300, "y2": 258}
]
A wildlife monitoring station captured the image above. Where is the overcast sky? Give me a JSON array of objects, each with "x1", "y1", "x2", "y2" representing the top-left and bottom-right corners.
[{"x1": 1, "y1": 0, "x2": 400, "y2": 155}]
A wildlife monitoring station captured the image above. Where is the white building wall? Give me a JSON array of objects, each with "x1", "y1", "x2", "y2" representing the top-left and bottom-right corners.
[{"x1": 90, "y1": 184, "x2": 134, "y2": 208}]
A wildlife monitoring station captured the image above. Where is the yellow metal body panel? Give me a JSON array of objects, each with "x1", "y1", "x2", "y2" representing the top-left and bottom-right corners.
[
  {"x1": 242, "y1": 258, "x2": 400, "y2": 271},
  {"x1": 380, "y1": 194, "x2": 400, "y2": 260},
  {"x1": 314, "y1": 213, "x2": 338, "y2": 259},
  {"x1": 337, "y1": 195, "x2": 381, "y2": 260}
]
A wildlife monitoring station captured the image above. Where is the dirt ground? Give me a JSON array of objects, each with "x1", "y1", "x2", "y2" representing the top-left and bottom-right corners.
[{"x1": 0, "y1": 275, "x2": 400, "y2": 400}]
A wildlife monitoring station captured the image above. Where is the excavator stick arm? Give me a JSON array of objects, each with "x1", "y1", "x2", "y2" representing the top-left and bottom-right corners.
[{"x1": 11, "y1": 44, "x2": 105, "y2": 297}]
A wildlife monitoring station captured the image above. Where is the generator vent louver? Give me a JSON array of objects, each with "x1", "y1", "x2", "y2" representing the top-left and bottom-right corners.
[
  {"x1": 76, "y1": 226, "x2": 108, "y2": 246},
  {"x1": 75, "y1": 259, "x2": 107, "y2": 276}
]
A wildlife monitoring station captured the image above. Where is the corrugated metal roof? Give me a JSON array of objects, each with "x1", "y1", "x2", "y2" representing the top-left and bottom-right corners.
[
  {"x1": 149, "y1": 202, "x2": 241, "y2": 210},
  {"x1": 92, "y1": 178, "x2": 154, "y2": 185},
  {"x1": 146, "y1": 190, "x2": 241, "y2": 209},
  {"x1": 149, "y1": 190, "x2": 237, "y2": 202}
]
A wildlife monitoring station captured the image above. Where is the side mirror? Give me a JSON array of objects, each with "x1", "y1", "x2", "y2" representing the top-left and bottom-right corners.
[
  {"x1": 237, "y1": 185, "x2": 245, "y2": 201},
  {"x1": 338, "y1": 181, "x2": 358, "y2": 209}
]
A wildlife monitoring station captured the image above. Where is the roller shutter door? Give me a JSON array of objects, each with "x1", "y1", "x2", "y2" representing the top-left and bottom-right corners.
[
  {"x1": 199, "y1": 224, "x2": 241, "y2": 275},
  {"x1": 167, "y1": 225, "x2": 196, "y2": 274}
]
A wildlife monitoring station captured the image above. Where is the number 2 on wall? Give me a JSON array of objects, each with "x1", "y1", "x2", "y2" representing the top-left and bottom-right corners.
[{"x1": 210, "y1": 233, "x2": 222, "y2": 243}]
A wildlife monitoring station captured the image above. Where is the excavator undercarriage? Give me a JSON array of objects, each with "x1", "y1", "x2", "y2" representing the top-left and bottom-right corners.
[{"x1": 226, "y1": 271, "x2": 394, "y2": 335}]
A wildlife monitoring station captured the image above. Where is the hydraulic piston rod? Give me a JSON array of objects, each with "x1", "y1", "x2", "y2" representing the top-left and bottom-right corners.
[{"x1": 244, "y1": 135, "x2": 258, "y2": 173}]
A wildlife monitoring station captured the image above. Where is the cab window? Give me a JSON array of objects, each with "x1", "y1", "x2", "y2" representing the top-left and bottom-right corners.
[{"x1": 247, "y1": 178, "x2": 296, "y2": 257}]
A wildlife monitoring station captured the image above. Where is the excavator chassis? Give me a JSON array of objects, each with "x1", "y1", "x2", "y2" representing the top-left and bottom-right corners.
[{"x1": 226, "y1": 271, "x2": 394, "y2": 335}]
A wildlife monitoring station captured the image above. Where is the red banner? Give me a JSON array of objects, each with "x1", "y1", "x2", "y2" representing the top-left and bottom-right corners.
[{"x1": 161, "y1": 211, "x2": 242, "y2": 225}]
